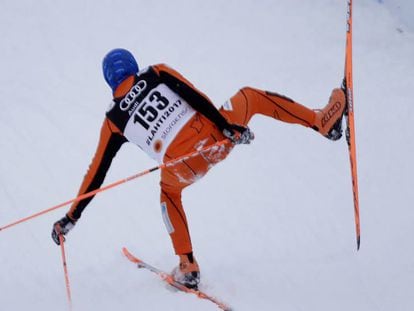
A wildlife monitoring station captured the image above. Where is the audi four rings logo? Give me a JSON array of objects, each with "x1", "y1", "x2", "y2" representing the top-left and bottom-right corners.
[{"x1": 120, "y1": 80, "x2": 147, "y2": 111}]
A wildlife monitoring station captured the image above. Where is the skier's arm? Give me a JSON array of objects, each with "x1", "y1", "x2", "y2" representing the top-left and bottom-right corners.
[
  {"x1": 52, "y1": 118, "x2": 126, "y2": 245},
  {"x1": 153, "y1": 64, "x2": 231, "y2": 131},
  {"x1": 66, "y1": 118, "x2": 126, "y2": 221}
]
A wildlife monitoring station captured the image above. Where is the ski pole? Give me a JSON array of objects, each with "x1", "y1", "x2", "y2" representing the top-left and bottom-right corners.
[
  {"x1": 0, "y1": 139, "x2": 231, "y2": 232},
  {"x1": 59, "y1": 234, "x2": 73, "y2": 311}
]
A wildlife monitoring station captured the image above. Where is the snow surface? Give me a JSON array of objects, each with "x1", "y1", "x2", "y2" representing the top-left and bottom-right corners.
[
  {"x1": 1, "y1": 0, "x2": 413, "y2": 310},
  {"x1": 377, "y1": 0, "x2": 414, "y2": 32}
]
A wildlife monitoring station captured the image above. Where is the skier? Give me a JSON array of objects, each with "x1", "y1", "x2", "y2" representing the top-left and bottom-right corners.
[{"x1": 51, "y1": 48, "x2": 346, "y2": 289}]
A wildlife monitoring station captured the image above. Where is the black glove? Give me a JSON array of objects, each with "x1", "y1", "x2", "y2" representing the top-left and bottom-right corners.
[
  {"x1": 51, "y1": 215, "x2": 76, "y2": 245},
  {"x1": 223, "y1": 124, "x2": 255, "y2": 144}
]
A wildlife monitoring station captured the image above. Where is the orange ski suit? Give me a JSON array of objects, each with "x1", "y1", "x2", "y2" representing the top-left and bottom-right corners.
[
  {"x1": 66, "y1": 64, "x2": 320, "y2": 256},
  {"x1": 159, "y1": 87, "x2": 318, "y2": 254}
]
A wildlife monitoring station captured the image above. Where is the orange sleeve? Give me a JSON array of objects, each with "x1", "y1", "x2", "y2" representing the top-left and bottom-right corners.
[
  {"x1": 152, "y1": 64, "x2": 216, "y2": 106},
  {"x1": 67, "y1": 118, "x2": 126, "y2": 221},
  {"x1": 152, "y1": 64, "x2": 197, "y2": 89},
  {"x1": 152, "y1": 64, "x2": 230, "y2": 131}
]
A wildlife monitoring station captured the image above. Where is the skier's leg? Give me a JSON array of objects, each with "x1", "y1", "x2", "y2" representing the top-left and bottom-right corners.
[
  {"x1": 160, "y1": 176, "x2": 200, "y2": 288},
  {"x1": 220, "y1": 87, "x2": 315, "y2": 126},
  {"x1": 220, "y1": 86, "x2": 345, "y2": 139},
  {"x1": 158, "y1": 114, "x2": 235, "y2": 288},
  {"x1": 159, "y1": 113, "x2": 234, "y2": 255},
  {"x1": 159, "y1": 182, "x2": 192, "y2": 255}
]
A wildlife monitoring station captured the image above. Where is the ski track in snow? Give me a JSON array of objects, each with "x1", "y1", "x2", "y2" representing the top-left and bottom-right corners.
[{"x1": 0, "y1": 1, "x2": 413, "y2": 310}]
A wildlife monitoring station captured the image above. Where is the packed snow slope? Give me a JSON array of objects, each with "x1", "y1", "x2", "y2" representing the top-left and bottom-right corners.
[
  {"x1": 1, "y1": 1, "x2": 413, "y2": 310},
  {"x1": 377, "y1": 0, "x2": 414, "y2": 31}
]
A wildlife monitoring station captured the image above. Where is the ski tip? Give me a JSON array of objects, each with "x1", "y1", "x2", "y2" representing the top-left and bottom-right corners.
[
  {"x1": 122, "y1": 247, "x2": 143, "y2": 264},
  {"x1": 121, "y1": 247, "x2": 134, "y2": 260}
]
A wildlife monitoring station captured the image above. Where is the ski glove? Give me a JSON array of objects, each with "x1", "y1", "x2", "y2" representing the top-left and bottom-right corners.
[
  {"x1": 223, "y1": 124, "x2": 255, "y2": 145},
  {"x1": 51, "y1": 215, "x2": 76, "y2": 245}
]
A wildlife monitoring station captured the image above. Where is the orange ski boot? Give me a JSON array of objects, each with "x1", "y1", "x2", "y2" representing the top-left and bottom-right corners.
[
  {"x1": 314, "y1": 88, "x2": 346, "y2": 141},
  {"x1": 171, "y1": 253, "x2": 200, "y2": 289}
]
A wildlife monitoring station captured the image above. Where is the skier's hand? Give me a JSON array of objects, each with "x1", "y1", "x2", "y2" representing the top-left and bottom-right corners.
[
  {"x1": 51, "y1": 215, "x2": 76, "y2": 245},
  {"x1": 223, "y1": 124, "x2": 255, "y2": 144}
]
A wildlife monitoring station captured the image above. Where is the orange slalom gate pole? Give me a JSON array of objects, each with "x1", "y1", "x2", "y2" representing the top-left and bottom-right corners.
[
  {"x1": 59, "y1": 234, "x2": 73, "y2": 311},
  {"x1": 0, "y1": 139, "x2": 230, "y2": 232}
]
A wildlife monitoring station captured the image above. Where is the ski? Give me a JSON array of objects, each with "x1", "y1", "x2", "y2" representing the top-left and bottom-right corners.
[
  {"x1": 122, "y1": 247, "x2": 232, "y2": 311},
  {"x1": 344, "y1": 0, "x2": 361, "y2": 250}
]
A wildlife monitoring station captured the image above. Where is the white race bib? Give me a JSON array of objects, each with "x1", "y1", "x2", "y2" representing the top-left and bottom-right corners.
[{"x1": 123, "y1": 84, "x2": 196, "y2": 162}]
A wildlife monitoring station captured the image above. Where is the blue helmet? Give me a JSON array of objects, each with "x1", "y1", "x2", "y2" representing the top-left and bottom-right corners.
[{"x1": 102, "y1": 48, "x2": 139, "y2": 92}]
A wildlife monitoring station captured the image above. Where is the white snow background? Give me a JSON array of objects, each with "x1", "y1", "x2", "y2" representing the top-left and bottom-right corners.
[{"x1": 0, "y1": 0, "x2": 413, "y2": 310}]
